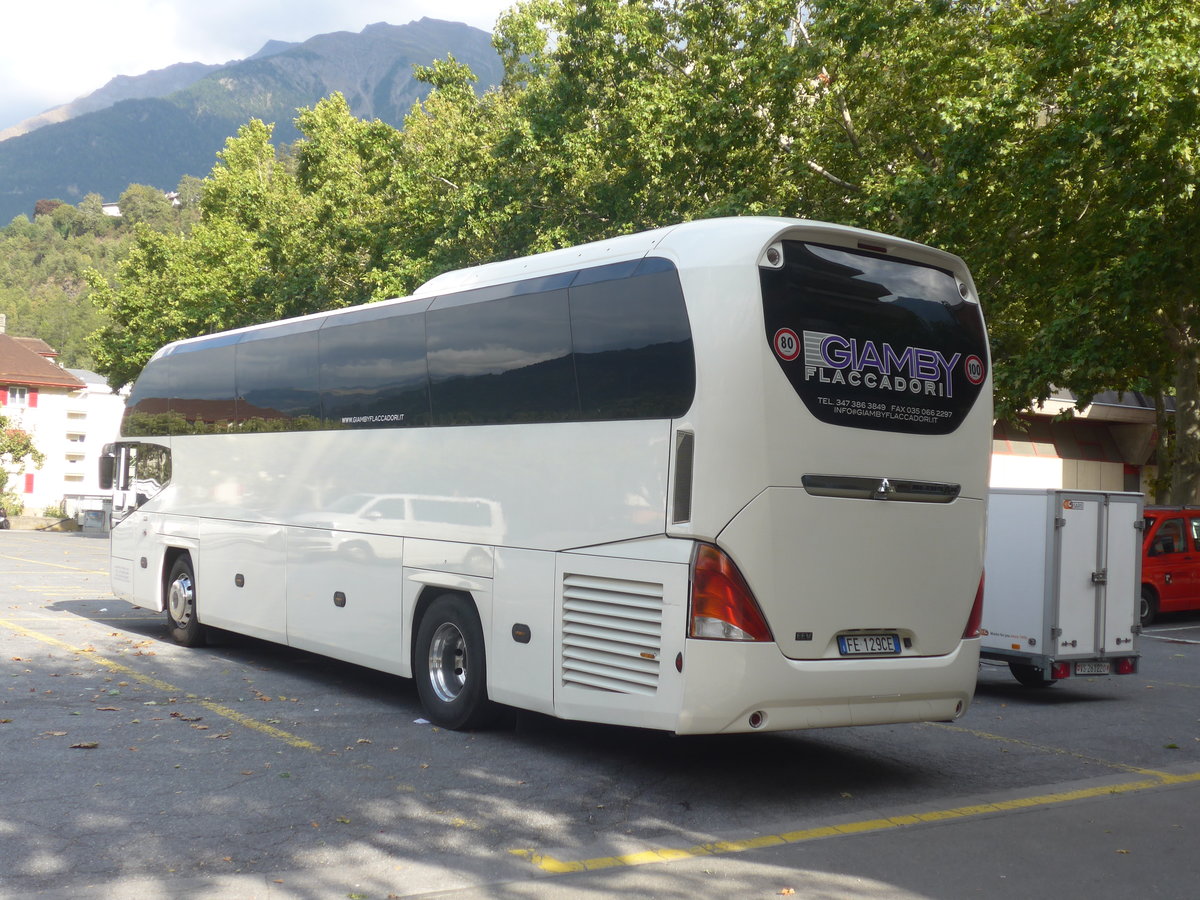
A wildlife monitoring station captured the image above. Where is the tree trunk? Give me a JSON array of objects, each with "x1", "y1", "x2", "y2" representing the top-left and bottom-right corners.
[
  {"x1": 1153, "y1": 390, "x2": 1171, "y2": 505},
  {"x1": 1170, "y1": 338, "x2": 1200, "y2": 506}
]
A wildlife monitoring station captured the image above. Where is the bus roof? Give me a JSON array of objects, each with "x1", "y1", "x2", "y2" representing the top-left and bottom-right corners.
[
  {"x1": 148, "y1": 216, "x2": 962, "y2": 362},
  {"x1": 410, "y1": 216, "x2": 946, "y2": 298}
]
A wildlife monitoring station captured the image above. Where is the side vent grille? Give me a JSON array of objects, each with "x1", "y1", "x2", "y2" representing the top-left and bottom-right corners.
[{"x1": 562, "y1": 573, "x2": 664, "y2": 695}]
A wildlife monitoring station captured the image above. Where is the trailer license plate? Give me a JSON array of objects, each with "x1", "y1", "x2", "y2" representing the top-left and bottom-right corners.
[
  {"x1": 838, "y1": 634, "x2": 901, "y2": 656},
  {"x1": 1075, "y1": 661, "x2": 1111, "y2": 675}
]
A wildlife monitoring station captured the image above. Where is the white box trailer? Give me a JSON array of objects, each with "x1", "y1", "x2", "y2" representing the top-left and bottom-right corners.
[{"x1": 982, "y1": 488, "x2": 1142, "y2": 687}]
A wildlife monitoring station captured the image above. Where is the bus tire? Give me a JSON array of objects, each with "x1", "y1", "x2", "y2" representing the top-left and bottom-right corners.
[
  {"x1": 1008, "y1": 661, "x2": 1054, "y2": 688},
  {"x1": 415, "y1": 594, "x2": 497, "y2": 730},
  {"x1": 1140, "y1": 587, "x2": 1158, "y2": 628},
  {"x1": 166, "y1": 556, "x2": 206, "y2": 647}
]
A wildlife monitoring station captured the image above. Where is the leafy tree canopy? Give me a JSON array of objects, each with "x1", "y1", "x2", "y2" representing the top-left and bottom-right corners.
[
  {"x1": 80, "y1": 0, "x2": 1200, "y2": 496},
  {"x1": 0, "y1": 413, "x2": 45, "y2": 515}
]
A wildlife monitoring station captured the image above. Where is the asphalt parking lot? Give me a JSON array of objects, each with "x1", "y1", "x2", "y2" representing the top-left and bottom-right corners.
[{"x1": 2, "y1": 531, "x2": 1198, "y2": 899}]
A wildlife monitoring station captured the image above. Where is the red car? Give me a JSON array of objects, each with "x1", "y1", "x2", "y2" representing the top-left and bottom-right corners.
[{"x1": 1141, "y1": 507, "x2": 1200, "y2": 625}]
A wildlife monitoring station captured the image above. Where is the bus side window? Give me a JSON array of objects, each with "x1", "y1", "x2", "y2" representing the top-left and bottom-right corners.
[
  {"x1": 113, "y1": 444, "x2": 172, "y2": 515},
  {"x1": 133, "y1": 444, "x2": 172, "y2": 505}
]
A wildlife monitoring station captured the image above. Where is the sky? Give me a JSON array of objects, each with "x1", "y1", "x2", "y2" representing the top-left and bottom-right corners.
[{"x1": 0, "y1": 0, "x2": 516, "y2": 131}]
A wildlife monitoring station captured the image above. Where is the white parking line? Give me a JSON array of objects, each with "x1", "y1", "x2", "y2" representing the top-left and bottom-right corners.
[{"x1": 1141, "y1": 633, "x2": 1200, "y2": 645}]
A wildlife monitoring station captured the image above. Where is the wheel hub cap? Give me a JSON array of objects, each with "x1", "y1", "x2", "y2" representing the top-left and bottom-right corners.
[{"x1": 168, "y1": 574, "x2": 194, "y2": 626}]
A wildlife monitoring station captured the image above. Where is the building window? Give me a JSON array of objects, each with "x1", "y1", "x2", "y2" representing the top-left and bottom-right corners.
[{"x1": 8, "y1": 386, "x2": 28, "y2": 407}]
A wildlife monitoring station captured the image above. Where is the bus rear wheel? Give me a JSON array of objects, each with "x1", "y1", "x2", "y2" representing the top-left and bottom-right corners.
[
  {"x1": 415, "y1": 594, "x2": 497, "y2": 730},
  {"x1": 166, "y1": 556, "x2": 206, "y2": 647}
]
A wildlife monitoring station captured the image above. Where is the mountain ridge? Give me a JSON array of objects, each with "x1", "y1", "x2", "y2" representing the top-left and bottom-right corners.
[{"x1": 0, "y1": 18, "x2": 502, "y2": 223}]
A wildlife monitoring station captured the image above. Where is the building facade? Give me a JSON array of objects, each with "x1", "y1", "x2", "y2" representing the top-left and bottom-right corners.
[
  {"x1": 0, "y1": 331, "x2": 124, "y2": 516},
  {"x1": 990, "y1": 390, "x2": 1160, "y2": 496}
]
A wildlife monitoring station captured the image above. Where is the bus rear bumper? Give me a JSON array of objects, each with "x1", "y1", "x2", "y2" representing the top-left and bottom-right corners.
[{"x1": 674, "y1": 637, "x2": 980, "y2": 735}]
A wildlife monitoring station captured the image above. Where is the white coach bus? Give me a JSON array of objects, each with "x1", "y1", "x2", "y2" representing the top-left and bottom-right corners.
[{"x1": 101, "y1": 217, "x2": 992, "y2": 734}]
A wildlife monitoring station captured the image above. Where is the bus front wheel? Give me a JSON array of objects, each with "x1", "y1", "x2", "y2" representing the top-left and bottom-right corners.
[
  {"x1": 415, "y1": 594, "x2": 497, "y2": 730},
  {"x1": 166, "y1": 556, "x2": 206, "y2": 647}
]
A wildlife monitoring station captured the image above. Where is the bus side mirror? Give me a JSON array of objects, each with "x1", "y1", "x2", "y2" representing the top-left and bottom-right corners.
[{"x1": 98, "y1": 455, "x2": 115, "y2": 491}]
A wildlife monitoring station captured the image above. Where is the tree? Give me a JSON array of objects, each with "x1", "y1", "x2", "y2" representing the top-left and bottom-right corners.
[
  {"x1": 118, "y1": 184, "x2": 176, "y2": 231},
  {"x1": 82, "y1": 0, "x2": 1200, "y2": 505},
  {"x1": 90, "y1": 116, "x2": 363, "y2": 386},
  {"x1": 77, "y1": 193, "x2": 115, "y2": 236},
  {"x1": 789, "y1": 1, "x2": 1200, "y2": 500},
  {"x1": 1, "y1": 414, "x2": 45, "y2": 516},
  {"x1": 33, "y1": 199, "x2": 64, "y2": 218},
  {"x1": 0, "y1": 200, "x2": 131, "y2": 370}
]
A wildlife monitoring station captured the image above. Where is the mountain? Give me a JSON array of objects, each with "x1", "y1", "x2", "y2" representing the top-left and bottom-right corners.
[
  {"x1": 0, "y1": 19, "x2": 503, "y2": 224},
  {"x1": 3, "y1": 63, "x2": 225, "y2": 143},
  {"x1": 0, "y1": 38, "x2": 300, "y2": 143}
]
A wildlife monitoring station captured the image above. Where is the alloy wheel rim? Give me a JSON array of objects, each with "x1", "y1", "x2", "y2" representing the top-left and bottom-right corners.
[{"x1": 428, "y1": 622, "x2": 467, "y2": 703}]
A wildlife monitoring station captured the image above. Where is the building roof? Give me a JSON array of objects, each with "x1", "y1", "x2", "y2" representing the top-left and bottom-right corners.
[
  {"x1": 66, "y1": 367, "x2": 108, "y2": 386},
  {"x1": 0, "y1": 334, "x2": 86, "y2": 390},
  {"x1": 13, "y1": 336, "x2": 57, "y2": 359},
  {"x1": 1039, "y1": 387, "x2": 1167, "y2": 424}
]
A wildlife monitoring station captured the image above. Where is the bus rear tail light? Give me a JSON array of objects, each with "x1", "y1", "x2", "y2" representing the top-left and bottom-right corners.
[
  {"x1": 963, "y1": 573, "x2": 985, "y2": 639},
  {"x1": 689, "y1": 543, "x2": 773, "y2": 641}
]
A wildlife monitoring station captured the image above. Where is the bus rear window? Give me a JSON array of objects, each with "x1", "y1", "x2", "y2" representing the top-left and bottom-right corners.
[{"x1": 761, "y1": 242, "x2": 988, "y2": 435}]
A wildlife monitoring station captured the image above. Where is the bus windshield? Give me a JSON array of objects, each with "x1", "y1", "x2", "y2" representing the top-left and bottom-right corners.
[{"x1": 761, "y1": 241, "x2": 989, "y2": 435}]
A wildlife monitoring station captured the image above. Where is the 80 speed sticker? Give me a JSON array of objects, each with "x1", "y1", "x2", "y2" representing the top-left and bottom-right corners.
[{"x1": 773, "y1": 328, "x2": 801, "y2": 361}]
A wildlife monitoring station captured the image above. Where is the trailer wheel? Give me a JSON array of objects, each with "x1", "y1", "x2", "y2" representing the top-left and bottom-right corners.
[
  {"x1": 166, "y1": 556, "x2": 206, "y2": 647},
  {"x1": 1139, "y1": 587, "x2": 1158, "y2": 628},
  {"x1": 1008, "y1": 662, "x2": 1054, "y2": 688},
  {"x1": 414, "y1": 594, "x2": 498, "y2": 730}
]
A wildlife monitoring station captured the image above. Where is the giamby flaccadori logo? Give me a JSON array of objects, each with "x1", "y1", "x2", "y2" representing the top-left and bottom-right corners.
[{"x1": 800, "y1": 330, "x2": 970, "y2": 398}]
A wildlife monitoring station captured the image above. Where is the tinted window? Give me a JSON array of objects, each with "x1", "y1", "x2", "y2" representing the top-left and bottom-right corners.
[
  {"x1": 236, "y1": 330, "x2": 321, "y2": 431},
  {"x1": 426, "y1": 290, "x2": 577, "y2": 425},
  {"x1": 123, "y1": 259, "x2": 698, "y2": 436},
  {"x1": 122, "y1": 356, "x2": 172, "y2": 436},
  {"x1": 761, "y1": 242, "x2": 989, "y2": 435},
  {"x1": 169, "y1": 341, "x2": 237, "y2": 433},
  {"x1": 570, "y1": 258, "x2": 695, "y2": 419},
  {"x1": 320, "y1": 305, "x2": 431, "y2": 428}
]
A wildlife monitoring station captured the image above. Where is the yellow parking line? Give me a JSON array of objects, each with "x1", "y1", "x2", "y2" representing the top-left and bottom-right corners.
[
  {"x1": 0, "y1": 616, "x2": 321, "y2": 752},
  {"x1": 511, "y1": 769, "x2": 1200, "y2": 873},
  {"x1": 0, "y1": 553, "x2": 109, "y2": 574},
  {"x1": 0, "y1": 616, "x2": 160, "y2": 624},
  {"x1": 924, "y1": 721, "x2": 1157, "y2": 775}
]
